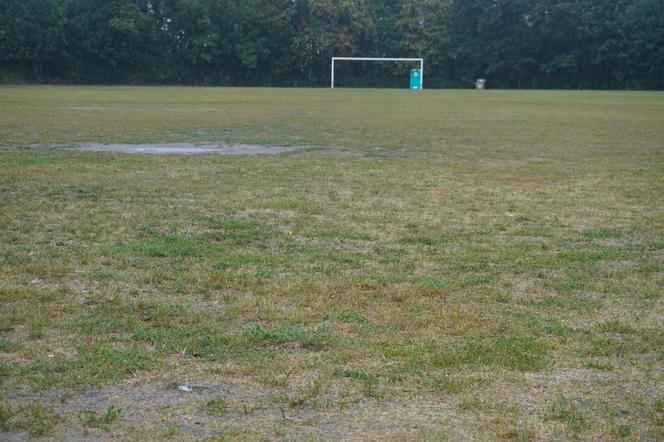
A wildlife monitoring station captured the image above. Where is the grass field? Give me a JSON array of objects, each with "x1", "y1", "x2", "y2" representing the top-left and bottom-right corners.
[{"x1": 1, "y1": 86, "x2": 663, "y2": 440}]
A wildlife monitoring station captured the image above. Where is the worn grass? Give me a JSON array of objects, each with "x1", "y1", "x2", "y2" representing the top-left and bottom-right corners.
[{"x1": 0, "y1": 85, "x2": 663, "y2": 440}]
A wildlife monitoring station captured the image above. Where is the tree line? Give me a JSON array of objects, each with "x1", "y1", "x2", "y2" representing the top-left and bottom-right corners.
[{"x1": 1, "y1": 0, "x2": 663, "y2": 89}]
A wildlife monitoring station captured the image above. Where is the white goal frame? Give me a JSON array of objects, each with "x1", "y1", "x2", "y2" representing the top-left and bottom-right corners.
[{"x1": 331, "y1": 57, "x2": 424, "y2": 89}]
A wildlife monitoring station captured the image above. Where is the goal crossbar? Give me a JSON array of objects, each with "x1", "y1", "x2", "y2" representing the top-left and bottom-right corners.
[{"x1": 331, "y1": 57, "x2": 424, "y2": 89}]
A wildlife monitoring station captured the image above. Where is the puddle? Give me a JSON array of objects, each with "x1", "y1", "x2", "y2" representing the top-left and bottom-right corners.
[{"x1": 67, "y1": 143, "x2": 302, "y2": 155}]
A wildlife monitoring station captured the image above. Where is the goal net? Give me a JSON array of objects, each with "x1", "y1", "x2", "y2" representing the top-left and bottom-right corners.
[{"x1": 331, "y1": 57, "x2": 424, "y2": 89}]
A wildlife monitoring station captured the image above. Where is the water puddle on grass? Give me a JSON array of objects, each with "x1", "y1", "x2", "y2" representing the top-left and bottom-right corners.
[{"x1": 70, "y1": 143, "x2": 302, "y2": 155}]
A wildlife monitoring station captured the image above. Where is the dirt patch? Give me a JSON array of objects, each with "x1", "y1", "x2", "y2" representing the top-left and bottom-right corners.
[
  {"x1": 72, "y1": 143, "x2": 303, "y2": 155},
  {"x1": 3, "y1": 377, "x2": 474, "y2": 440}
]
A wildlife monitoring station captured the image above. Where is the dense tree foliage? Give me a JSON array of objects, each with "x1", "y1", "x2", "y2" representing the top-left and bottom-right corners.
[{"x1": 1, "y1": 0, "x2": 662, "y2": 88}]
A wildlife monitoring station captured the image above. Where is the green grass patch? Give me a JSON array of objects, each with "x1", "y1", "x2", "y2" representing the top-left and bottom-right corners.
[
  {"x1": 431, "y1": 335, "x2": 548, "y2": 372},
  {"x1": 0, "y1": 151, "x2": 58, "y2": 167},
  {"x1": 328, "y1": 309, "x2": 371, "y2": 326},
  {"x1": 545, "y1": 395, "x2": 589, "y2": 433},
  {"x1": 243, "y1": 323, "x2": 334, "y2": 351},
  {"x1": 21, "y1": 345, "x2": 156, "y2": 388},
  {"x1": 204, "y1": 397, "x2": 229, "y2": 416},
  {"x1": 0, "y1": 403, "x2": 62, "y2": 436},
  {"x1": 78, "y1": 406, "x2": 122, "y2": 429},
  {"x1": 421, "y1": 277, "x2": 449, "y2": 289}
]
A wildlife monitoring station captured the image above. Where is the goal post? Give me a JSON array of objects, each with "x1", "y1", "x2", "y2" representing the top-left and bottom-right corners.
[{"x1": 331, "y1": 57, "x2": 424, "y2": 89}]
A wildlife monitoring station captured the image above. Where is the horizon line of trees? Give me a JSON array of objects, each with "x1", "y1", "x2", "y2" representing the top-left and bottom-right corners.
[{"x1": 1, "y1": 0, "x2": 663, "y2": 89}]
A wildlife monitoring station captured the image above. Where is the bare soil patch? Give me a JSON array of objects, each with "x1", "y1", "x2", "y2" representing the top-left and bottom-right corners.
[
  {"x1": 3, "y1": 376, "x2": 472, "y2": 440},
  {"x1": 20, "y1": 143, "x2": 304, "y2": 155},
  {"x1": 74, "y1": 143, "x2": 303, "y2": 155}
]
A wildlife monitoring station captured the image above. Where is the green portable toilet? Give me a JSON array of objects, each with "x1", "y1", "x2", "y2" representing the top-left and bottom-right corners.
[{"x1": 410, "y1": 69, "x2": 422, "y2": 90}]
